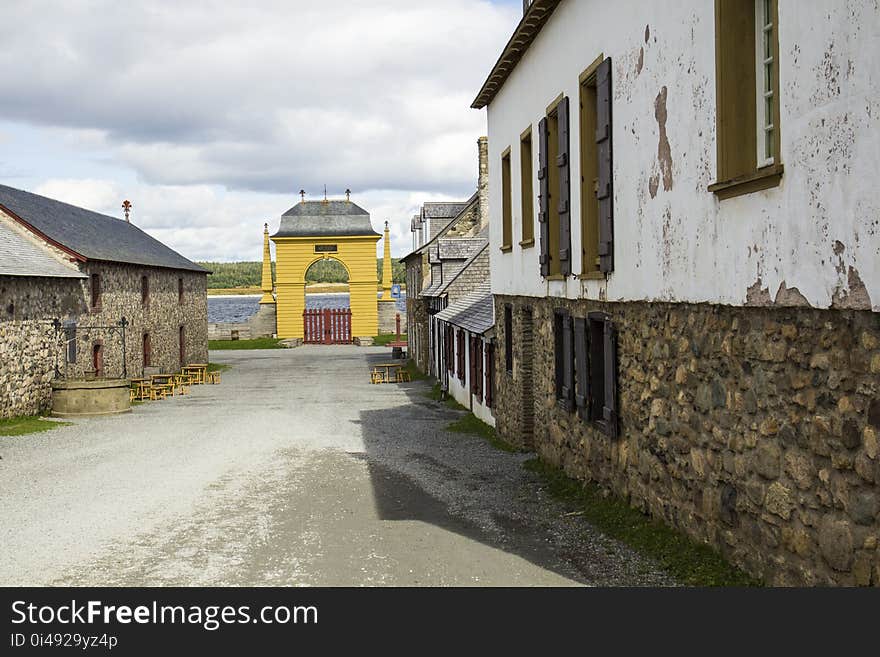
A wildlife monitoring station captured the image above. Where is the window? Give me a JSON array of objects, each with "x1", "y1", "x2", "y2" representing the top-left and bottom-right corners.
[
  {"x1": 553, "y1": 310, "x2": 573, "y2": 409},
  {"x1": 538, "y1": 95, "x2": 571, "y2": 277},
  {"x1": 520, "y1": 128, "x2": 534, "y2": 247},
  {"x1": 710, "y1": 0, "x2": 782, "y2": 199},
  {"x1": 143, "y1": 333, "x2": 151, "y2": 368},
  {"x1": 501, "y1": 148, "x2": 512, "y2": 251},
  {"x1": 572, "y1": 313, "x2": 619, "y2": 438},
  {"x1": 141, "y1": 275, "x2": 149, "y2": 306},
  {"x1": 504, "y1": 305, "x2": 513, "y2": 374},
  {"x1": 178, "y1": 277, "x2": 184, "y2": 303},
  {"x1": 579, "y1": 56, "x2": 614, "y2": 276},
  {"x1": 90, "y1": 273, "x2": 101, "y2": 310},
  {"x1": 470, "y1": 336, "x2": 484, "y2": 402}
]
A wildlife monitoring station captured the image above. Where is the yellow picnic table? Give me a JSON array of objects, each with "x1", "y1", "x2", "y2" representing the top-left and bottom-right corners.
[
  {"x1": 183, "y1": 364, "x2": 208, "y2": 384},
  {"x1": 372, "y1": 362, "x2": 403, "y2": 384}
]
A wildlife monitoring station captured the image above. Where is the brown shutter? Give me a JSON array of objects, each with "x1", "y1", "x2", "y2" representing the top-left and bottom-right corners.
[
  {"x1": 562, "y1": 314, "x2": 574, "y2": 411},
  {"x1": 596, "y1": 57, "x2": 614, "y2": 274},
  {"x1": 537, "y1": 116, "x2": 550, "y2": 277},
  {"x1": 469, "y1": 335, "x2": 477, "y2": 394},
  {"x1": 557, "y1": 96, "x2": 571, "y2": 275},
  {"x1": 476, "y1": 339, "x2": 484, "y2": 402},
  {"x1": 486, "y1": 342, "x2": 495, "y2": 408},
  {"x1": 603, "y1": 317, "x2": 618, "y2": 438},
  {"x1": 574, "y1": 317, "x2": 589, "y2": 419}
]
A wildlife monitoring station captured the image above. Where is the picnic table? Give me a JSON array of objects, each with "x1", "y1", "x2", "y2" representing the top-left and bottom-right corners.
[
  {"x1": 183, "y1": 364, "x2": 208, "y2": 384},
  {"x1": 372, "y1": 362, "x2": 403, "y2": 384}
]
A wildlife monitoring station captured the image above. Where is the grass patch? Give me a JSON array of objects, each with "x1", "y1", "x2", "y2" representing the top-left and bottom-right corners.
[
  {"x1": 425, "y1": 382, "x2": 467, "y2": 410},
  {"x1": 372, "y1": 333, "x2": 405, "y2": 346},
  {"x1": 447, "y1": 414, "x2": 520, "y2": 453},
  {"x1": 207, "y1": 362, "x2": 231, "y2": 372},
  {"x1": 523, "y1": 457, "x2": 761, "y2": 587},
  {"x1": 404, "y1": 360, "x2": 426, "y2": 381},
  {"x1": 0, "y1": 416, "x2": 71, "y2": 437},
  {"x1": 208, "y1": 338, "x2": 283, "y2": 350}
]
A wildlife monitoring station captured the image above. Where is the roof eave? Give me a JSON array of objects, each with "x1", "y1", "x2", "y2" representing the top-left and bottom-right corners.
[{"x1": 471, "y1": 0, "x2": 562, "y2": 109}]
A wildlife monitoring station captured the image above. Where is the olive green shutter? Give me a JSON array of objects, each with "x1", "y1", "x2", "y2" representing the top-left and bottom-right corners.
[
  {"x1": 557, "y1": 96, "x2": 571, "y2": 275},
  {"x1": 596, "y1": 57, "x2": 614, "y2": 274},
  {"x1": 562, "y1": 314, "x2": 574, "y2": 411},
  {"x1": 537, "y1": 117, "x2": 550, "y2": 277}
]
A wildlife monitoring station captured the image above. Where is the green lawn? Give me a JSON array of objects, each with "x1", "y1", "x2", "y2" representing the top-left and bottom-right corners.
[
  {"x1": 208, "y1": 338, "x2": 283, "y2": 350},
  {"x1": 207, "y1": 362, "x2": 231, "y2": 372},
  {"x1": 523, "y1": 458, "x2": 762, "y2": 586},
  {"x1": 0, "y1": 416, "x2": 71, "y2": 437},
  {"x1": 372, "y1": 333, "x2": 406, "y2": 346}
]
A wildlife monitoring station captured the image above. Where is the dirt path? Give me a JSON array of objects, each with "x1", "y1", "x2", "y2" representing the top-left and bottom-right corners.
[{"x1": 0, "y1": 346, "x2": 675, "y2": 586}]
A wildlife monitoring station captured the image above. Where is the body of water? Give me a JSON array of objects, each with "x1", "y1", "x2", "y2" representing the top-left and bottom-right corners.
[{"x1": 208, "y1": 293, "x2": 407, "y2": 323}]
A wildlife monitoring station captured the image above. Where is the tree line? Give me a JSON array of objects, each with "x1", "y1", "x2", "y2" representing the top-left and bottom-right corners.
[{"x1": 198, "y1": 259, "x2": 406, "y2": 288}]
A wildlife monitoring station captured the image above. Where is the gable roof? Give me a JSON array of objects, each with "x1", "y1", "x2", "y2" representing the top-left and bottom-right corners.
[
  {"x1": 272, "y1": 200, "x2": 380, "y2": 238},
  {"x1": 471, "y1": 0, "x2": 562, "y2": 109},
  {"x1": 421, "y1": 239, "x2": 488, "y2": 299},
  {"x1": 435, "y1": 281, "x2": 494, "y2": 335},
  {"x1": 0, "y1": 219, "x2": 87, "y2": 279},
  {"x1": 0, "y1": 184, "x2": 208, "y2": 273},
  {"x1": 400, "y1": 193, "x2": 478, "y2": 262}
]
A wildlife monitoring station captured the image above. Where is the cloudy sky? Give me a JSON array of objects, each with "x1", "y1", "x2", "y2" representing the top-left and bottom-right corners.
[{"x1": 0, "y1": 0, "x2": 520, "y2": 261}]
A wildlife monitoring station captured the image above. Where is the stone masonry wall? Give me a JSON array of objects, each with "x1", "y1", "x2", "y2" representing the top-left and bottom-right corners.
[
  {"x1": 494, "y1": 294, "x2": 880, "y2": 586},
  {"x1": 1, "y1": 263, "x2": 207, "y2": 418},
  {"x1": 0, "y1": 275, "x2": 85, "y2": 418},
  {"x1": 445, "y1": 248, "x2": 490, "y2": 302},
  {"x1": 76, "y1": 262, "x2": 208, "y2": 380}
]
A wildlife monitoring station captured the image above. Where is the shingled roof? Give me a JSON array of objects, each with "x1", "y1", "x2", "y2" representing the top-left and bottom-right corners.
[
  {"x1": 0, "y1": 219, "x2": 87, "y2": 279},
  {"x1": 0, "y1": 184, "x2": 208, "y2": 273},
  {"x1": 272, "y1": 200, "x2": 380, "y2": 238},
  {"x1": 434, "y1": 281, "x2": 494, "y2": 335}
]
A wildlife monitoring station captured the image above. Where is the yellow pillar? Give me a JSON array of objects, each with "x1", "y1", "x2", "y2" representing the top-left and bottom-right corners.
[
  {"x1": 259, "y1": 223, "x2": 275, "y2": 305},
  {"x1": 380, "y1": 220, "x2": 394, "y2": 302}
]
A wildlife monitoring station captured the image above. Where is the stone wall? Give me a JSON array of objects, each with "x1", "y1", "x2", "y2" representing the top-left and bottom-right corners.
[
  {"x1": 446, "y1": 248, "x2": 489, "y2": 301},
  {"x1": 0, "y1": 276, "x2": 83, "y2": 418},
  {"x1": 74, "y1": 262, "x2": 208, "y2": 380},
  {"x1": 1, "y1": 263, "x2": 208, "y2": 418},
  {"x1": 494, "y1": 294, "x2": 880, "y2": 586}
]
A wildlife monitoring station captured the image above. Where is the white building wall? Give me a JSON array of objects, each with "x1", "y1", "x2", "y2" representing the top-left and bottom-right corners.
[
  {"x1": 487, "y1": 0, "x2": 880, "y2": 311},
  {"x1": 446, "y1": 327, "x2": 496, "y2": 428}
]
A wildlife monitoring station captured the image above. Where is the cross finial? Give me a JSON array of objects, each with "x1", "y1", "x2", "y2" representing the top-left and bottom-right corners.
[
  {"x1": 385, "y1": 220, "x2": 389, "y2": 230},
  {"x1": 322, "y1": 184, "x2": 328, "y2": 204},
  {"x1": 299, "y1": 189, "x2": 306, "y2": 202},
  {"x1": 345, "y1": 188, "x2": 351, "y2": 202},
  {"x1": 264, "y1": 222, "x2": 268, "y2": 232},
  {"x1": 122, "y1": 200, "x2": 132, "y2": 222}
]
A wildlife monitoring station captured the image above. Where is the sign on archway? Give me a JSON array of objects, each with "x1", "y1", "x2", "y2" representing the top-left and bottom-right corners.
[{"x1": 270, "y1": 198, "x2": 381, "y2": 342}]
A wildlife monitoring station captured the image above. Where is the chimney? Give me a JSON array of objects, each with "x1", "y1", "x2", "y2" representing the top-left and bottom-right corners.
[{"x1": 477, "y1": 136, "x2": 489, "y2": 231}]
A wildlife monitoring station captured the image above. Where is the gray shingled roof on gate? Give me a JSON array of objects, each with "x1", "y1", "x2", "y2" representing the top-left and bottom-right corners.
[
  {"x1": 0, "y1": 220, "x2": 87, "y2": 278},
  {"x1": 272, "y1": 200, "x2": 380, "y2": 238},
  {"x1": 435, "y1": 281, "x2": 494, "y2": 334},
  {"x1": 0, "y1": 184, "x2": 208, "y2": 273}
]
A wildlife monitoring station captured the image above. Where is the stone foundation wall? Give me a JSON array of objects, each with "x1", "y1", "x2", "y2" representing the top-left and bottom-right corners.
[
  {"x1": 208, "y1": 303, "x2": 276, "y2": 341},
  {"x1": 494, "y1": 294, "x2": 880, "y2": 586}
]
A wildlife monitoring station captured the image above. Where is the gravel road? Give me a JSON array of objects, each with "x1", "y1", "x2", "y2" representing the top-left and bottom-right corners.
[{"x1": 0, "y1": 346, "x2": 675, "y2": 586}]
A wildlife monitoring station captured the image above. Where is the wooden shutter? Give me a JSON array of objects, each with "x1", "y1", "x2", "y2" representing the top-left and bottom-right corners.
[
  {"x1": 574, "y1": 317, "x2": 589, "y2": 419},
  {"x1": 537, "y1": 117, "x2": 550, "y2": 277},
  {"x1": 475, "y1": 339, "x2": 484, "y2": 402},
  {"x1": 562, "y1": 315, "x2": 574, "y2": 411},
  {"x1": 557, "y1": 96, "x2": 571, "y2": 275},
  {"x1": 458, "y1": 330, "x2": 465, "y2": 383},
  {"x1": 596, "y1": 57, "x2": 614, "y2": 274},
  {"x1": 602, "y1": 317, "x2": 618, "y2": 438},
  {"x1": 486, "y1": 342, "x2": 495, "y2": 408},
  {"x1": 64, "y1": 322, "x2": 77, "y2": 364},
  {"x1": 469, "y1": 335, "x2": 477, "y2": 394}
]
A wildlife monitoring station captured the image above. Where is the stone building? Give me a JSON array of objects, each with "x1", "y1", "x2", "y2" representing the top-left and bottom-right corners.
[
  {"x1": 475, "y1": 0, "x2": 880, "y2": 585},
  {"x1": 435, "y1": 281, "x2": 496, "y2": 426},
  {"x1": 402, "y1": 137, "x2": 491, "y2": 375},
  {"x1": 0, "y1": 184, "x2": 209, "y2": 417}
]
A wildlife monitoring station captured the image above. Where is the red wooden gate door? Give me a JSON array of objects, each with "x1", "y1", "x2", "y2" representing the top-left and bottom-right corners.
[{"x1": 303, "y1": 308, "x2": 352, "y2": 344}]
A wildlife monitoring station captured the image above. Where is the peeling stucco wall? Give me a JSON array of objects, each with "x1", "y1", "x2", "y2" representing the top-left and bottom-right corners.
[{"x1": 487, "y1": 0, "x2": 880, "y2": 312}]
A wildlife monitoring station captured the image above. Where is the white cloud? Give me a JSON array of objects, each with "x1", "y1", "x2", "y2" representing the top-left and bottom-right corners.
[{"x1": 0, "y1": 1, "x2": 517, "y2": 260}]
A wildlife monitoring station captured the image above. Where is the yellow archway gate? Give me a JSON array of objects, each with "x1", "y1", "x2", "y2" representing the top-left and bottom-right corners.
[{"x1": 271, "y1": 199, "x2": 381, "y2": 340}]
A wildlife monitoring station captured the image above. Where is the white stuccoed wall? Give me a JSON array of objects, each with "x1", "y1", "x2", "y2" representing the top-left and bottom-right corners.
[{"x1": 487, "y1": 0, "x2": 880, "y2": 311}]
